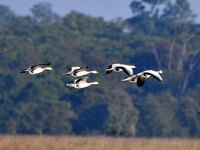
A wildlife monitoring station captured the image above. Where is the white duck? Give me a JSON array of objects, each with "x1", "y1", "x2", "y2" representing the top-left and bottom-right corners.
[
  {"x1": 63, "y1": 66, "x2": 98, "y2": 77},
  {"x1": 122, "y1": 70, "x2": 163, "y2": 87},
  {"x1": 106, "y1": 63, "x2": 136, "y2": 76},
  {"x1": 20, "y1": 63, "x2": 53, "y2": 75},
  {"x1": 66, "y1": 76, "x2": 99, "y2": 89}
]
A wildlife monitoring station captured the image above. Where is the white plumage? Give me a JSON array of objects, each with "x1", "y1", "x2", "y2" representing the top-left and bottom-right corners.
[
  {"x1": 63, "y1": 66, "x2": 98, "y2": 77},
  {"x1": 66, "y1": 76, "x2": 99, "y2": 89},
  {"x1": 106, "y1": 63, "x2": 136, "y2": 76},
  {"x1": 20, "y1": 63, "x2": 53, "y2": 75},
  {"x1": 122, "y1": 70, "x2": 163, "y2": 87}
]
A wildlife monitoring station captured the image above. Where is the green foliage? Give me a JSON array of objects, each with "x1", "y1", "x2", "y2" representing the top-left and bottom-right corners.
[
  {"x1": 0, "y1": 5, "x2": 15, "y2": 26},
  {"x1": 31, "y1": 3, "x2": 60, "y2": 24}
]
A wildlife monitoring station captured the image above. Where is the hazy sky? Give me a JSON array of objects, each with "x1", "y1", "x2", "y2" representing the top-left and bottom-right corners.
[{"x1": 0, "y1": 0, "x2": 199, "y2": 22}]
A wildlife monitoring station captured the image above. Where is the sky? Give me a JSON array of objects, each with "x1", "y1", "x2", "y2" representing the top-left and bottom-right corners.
[{"x1": 0, "y1": 0, "x2": 200, "y2": 22}]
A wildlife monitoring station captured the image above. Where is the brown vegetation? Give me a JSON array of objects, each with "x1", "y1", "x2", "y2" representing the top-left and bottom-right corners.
[{"x1": 0, "y1": 136, "x2": 199, "y2": 150}]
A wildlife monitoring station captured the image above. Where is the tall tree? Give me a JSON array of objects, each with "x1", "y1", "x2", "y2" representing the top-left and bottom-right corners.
[
  {"x1": 31, "y1": 3, "x2": 60, "y2": 24},
  {"x1": 0, "y1": 5, "x2": 15, "y2": 26}
]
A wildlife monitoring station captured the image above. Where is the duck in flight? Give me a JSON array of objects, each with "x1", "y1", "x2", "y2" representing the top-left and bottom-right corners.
[
  {"x1": 63, "y1": 65, "x2": 98, "y2": 77},
  {"x1": 66, "y1": 76, "x2": 99, "y2": 89},
  {"x1": 106, "y1": 63, "x2": 136, "y2": 76},
  {"x1": 20, "y1": 63, "x2": 53, "y2": 75},
  {"x1": 122, "y1": 70, "x2": 163, "y2": 87}
]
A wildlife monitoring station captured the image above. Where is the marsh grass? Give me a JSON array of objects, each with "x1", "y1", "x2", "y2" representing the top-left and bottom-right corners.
[{"x1": 0, "y1": 136, "x2": 199, "y2": 150}]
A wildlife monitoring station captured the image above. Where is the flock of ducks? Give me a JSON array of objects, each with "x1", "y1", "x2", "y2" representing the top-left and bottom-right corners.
[{"x1": 20, "y1": 63, "x2": 163, "y2": 89}]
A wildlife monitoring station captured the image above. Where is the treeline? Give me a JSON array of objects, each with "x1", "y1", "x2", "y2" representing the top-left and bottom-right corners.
[{"x1": 0, "y1": 0, "x2": 200, "y2": 137}]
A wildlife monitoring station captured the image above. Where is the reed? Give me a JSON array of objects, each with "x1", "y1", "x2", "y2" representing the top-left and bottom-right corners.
[{"x1": 0, "y1": 136, "x2": 199, "y2": 150}]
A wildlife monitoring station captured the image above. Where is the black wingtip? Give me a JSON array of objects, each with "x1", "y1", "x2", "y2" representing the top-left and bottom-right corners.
[
  {"x1": 107, "y1": 65, "x2": 112, "y2": 69},
  {"x1": 106, "y1": 70, "x2": 112, "y2": 74}
]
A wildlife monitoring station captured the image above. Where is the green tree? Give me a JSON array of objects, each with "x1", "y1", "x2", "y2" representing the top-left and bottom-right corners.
[
  {"x1": 31, "y1": 3, "x2": 60, "y2": 24},
  {"x1": 0, "y1": 5, "x2": 15, "y2": 26}
]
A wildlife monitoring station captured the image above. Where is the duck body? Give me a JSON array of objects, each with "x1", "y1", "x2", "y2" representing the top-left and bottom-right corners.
[
  {"x1": 20, "y1": 63, "x2": 53, "y2": 75},
  {"x1": 106, "y1": 63, "x2": 136, "y2": 76},
  {"x1": 63, "y1": 66, "x2": 98, "y2": 77},
  {"x1": 72, "y1": 69, "x2": 98, "y2": 77},
  {"x1": 66, "y1": 76, "x2": 99, "y2": 89},
  {"x1": 122, "y1": 70, "x2": 163, "y2": 87}
]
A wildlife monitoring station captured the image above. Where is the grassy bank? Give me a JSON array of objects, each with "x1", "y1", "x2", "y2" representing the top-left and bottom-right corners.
[{"x1": 0, "y1": 136, "x2": 199, "y2": 150}]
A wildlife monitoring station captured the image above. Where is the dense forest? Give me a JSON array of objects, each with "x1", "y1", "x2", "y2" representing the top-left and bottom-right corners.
[{"x1": 0, "y1": 0, "x2": 200, "y2": 137}]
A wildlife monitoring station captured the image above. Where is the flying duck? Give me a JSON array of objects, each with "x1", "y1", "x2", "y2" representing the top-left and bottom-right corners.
[
  {"x1": 122, "y1": 70, "x2": 163, "y2": 87},
  {"x1": 63, "y1": 65, "x2": 98, "y2": 77},
  {"x1": 106, "y1": 63, "x2": 136, "y2": 76},
  {"x1": 66, "y1": 76, "x2": 99, "y2": 89},
  {"x1": 20, "y1": 63, "x2": 53, "y2": 75}
]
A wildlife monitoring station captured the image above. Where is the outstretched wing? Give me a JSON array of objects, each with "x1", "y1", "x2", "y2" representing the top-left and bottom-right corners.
[
  {"x1": 143, "y1": 70, "x2": 163, "y2": 82},
  {"x1": 122, "y1": 75, "x2": 136, "y2": 82},
  {"x1": 74, "y1": 76, "x2": 89, "y2": 83},
  {"x1": 106, "y1": 70, "x2": 113, "y2": 74},
  {"x1": 107, "y1": 65, "x2": 112, "y2": 70},
  {"x1": 106, "y1": 65, "x2": 113, "y2": 74},
  {"x1": 71, "y1": 66, "x2": 81, "y2": 71},
  {"x1": 117, "y1": 66, "x2": 133, "y2": 76}
]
